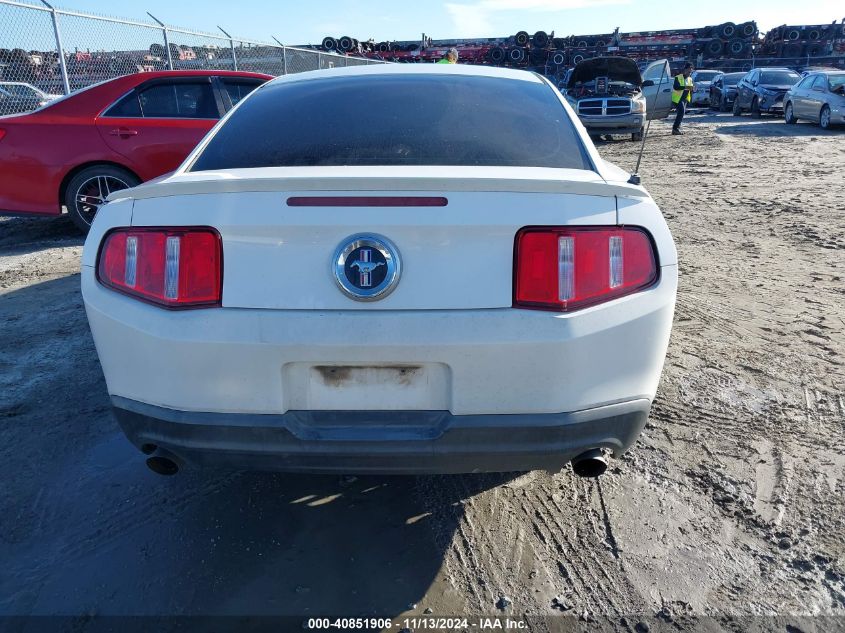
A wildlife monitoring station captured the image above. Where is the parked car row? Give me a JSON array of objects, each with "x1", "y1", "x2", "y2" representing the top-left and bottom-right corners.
[
  {"x1": 563, "y1": 60, "x2": 843, "y2": 142},
  {"x1": 1, "y1": 63, "x2": 842, "y2": 237},
  {"x1": 698, "y1": 66, "x2": 844, "y2": 130}
]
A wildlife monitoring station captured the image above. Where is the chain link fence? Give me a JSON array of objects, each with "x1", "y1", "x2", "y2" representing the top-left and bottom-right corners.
[{"x1": 0, "y1": 0, "x2": 384, "y2": 115}]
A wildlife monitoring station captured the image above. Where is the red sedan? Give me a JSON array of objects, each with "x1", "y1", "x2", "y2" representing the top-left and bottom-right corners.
[{"x1": 0, "y1": 70, "x2": 272, "y2": 232}]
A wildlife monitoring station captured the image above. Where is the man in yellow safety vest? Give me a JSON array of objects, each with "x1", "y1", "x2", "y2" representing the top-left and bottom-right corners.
[{"x1": 671, "y1": 63, "x2": 694, "y2": 135}]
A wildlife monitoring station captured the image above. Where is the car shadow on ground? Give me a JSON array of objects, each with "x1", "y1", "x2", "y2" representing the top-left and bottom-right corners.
[
  {"x1": 0, "y1": 273, "x2": 515, "y2": 618},
  {"x1": 714, "y1": 120, "x2": 844, "y2": 136},
  {"x1": 0, "y1": 214, "x2": 82, "y2": 256}
]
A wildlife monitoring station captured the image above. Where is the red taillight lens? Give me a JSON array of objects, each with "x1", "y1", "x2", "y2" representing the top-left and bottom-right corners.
[
  {"x1": 0, "y1": 129, "x2": 6, "y2": 142},
  {"x1": 514, "y1": 226, "x2": 658, "y2": 312},
  {"x1": 97, "y1": 227, "x2": 222, "y2": 308}
]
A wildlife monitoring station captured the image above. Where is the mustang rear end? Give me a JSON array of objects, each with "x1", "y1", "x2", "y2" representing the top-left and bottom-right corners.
[{"x1": 82, "y1": 65, "x2": 677, "y2": 475}]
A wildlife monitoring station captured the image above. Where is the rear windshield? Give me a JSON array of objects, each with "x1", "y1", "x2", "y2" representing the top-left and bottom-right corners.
[
  {"x1": 760, "y1": 71, "x2": 800, "y2": 84},
  {"x1": 723, "y1": 74, "x2": 743, "y2": 85},
  {"x1": 190, "y1": 74, "x2": 592, "y2": 171}
]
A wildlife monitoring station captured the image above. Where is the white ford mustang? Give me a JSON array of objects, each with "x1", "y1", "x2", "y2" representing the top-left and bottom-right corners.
[{"x1": 82, "y1": 64, "x2": 677, "y2": 477}]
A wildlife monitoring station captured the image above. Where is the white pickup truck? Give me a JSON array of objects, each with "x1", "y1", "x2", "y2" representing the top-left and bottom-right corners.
[
  {"x1": 82, "y1": 64, "x2": 677, "y2": 477},
  {"x1": 564, "y1": 57, "x2": 674, "y2": 141}
]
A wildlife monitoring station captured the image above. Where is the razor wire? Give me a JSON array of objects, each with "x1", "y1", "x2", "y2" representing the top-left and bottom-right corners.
[{"x1": 0, "y1": 0, "x2": 384, "y2": 116}]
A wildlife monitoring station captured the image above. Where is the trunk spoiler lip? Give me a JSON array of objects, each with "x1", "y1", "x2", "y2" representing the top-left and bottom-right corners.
[{"x1": 108, "y1": 166, "x2": 648, "y2": 203}]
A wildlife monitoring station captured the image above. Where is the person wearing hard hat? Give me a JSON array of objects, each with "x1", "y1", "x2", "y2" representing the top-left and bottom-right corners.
[{"x1": 438, "y1": 48, "x2": 459, "y2": 64}]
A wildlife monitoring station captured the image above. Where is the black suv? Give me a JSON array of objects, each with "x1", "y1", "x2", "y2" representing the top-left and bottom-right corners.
[
  {"x1": 709, "y1": 72, "x2": 744, "y2": 111},
  {"x1": 733, "y1": 67, "x2": 801, "y2": 117}
]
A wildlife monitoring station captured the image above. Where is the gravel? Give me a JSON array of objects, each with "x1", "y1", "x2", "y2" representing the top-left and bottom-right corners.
[{"x1": 0, "y1": 113, "x2": 843, "y2": 628}]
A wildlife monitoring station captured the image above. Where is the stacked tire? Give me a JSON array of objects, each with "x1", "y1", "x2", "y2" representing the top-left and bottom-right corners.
[
  {"x1": 488, "y1": 46, "x2": 506, "y2": 64},
  {"x1": 700, "y1": 21, "x2": 757, "y2": 62},
  {"x1": 321, "y1": 35, "x2": 359, "y2": 53}
]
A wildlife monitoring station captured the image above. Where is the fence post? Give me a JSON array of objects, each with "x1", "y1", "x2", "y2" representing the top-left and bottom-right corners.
[
  {"x1": 272, "y1": 37, "x2": 287, "y2": 75},
  {"x1": 218, "y1": 26, "x2": 237, "y2": 71},
  {"x1": 40, "y1": 0, "x2": 70, "y2": 94},
  {"x1": 147, "y1": 13, "x2": 173, "y2": 69}
]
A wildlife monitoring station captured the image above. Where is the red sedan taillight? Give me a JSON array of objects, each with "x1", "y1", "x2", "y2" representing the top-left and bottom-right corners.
[
  {"x1": 514, "y1": 226, "x2": 658, "y2": 312},
  {"x1": 97, "y1": 227, "x2": 222, "y2": 308}
]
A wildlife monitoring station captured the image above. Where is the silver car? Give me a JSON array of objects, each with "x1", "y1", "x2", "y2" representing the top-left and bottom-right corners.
[
  {"x1": 784, "y1": 71, "x2": 845, "y2": 130},
  {"x1": 0, "y1": 82, "x2": 61, "y2": 116},
  {"x1": 690, "y1": 70, "x2": 719, "y2": 106}
]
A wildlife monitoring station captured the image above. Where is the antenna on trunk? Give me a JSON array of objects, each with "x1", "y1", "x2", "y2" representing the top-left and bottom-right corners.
[{"x1": 628, "y1": 61, "x2": 669, "y2": 185}]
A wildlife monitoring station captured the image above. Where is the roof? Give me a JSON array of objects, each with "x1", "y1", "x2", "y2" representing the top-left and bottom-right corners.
[
  {"x1": 266, "y1": 63, "x2": 545, "y2": 87},
  {"x1": 22, "y1": 70, "x2": 271, "y2": 117},
  {"x1": 107, "y1": 69, "x2": 272, "y2": 81}
]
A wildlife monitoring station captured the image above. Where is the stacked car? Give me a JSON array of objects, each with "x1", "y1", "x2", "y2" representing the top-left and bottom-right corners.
[
  {"x1": 327, "y1": 18, "x2": 845, "y2": 85},
  {"x1": 758, "y1": 23, "x2": 845, "y2": 61},
  {"x1": 334, "y1": 21, "x2": 764, "y2": 73}
]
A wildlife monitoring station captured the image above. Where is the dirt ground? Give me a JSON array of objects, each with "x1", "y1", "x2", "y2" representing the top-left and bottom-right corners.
[{"x1": 1, "y1": 112, "x2": 843, "y2": 632}]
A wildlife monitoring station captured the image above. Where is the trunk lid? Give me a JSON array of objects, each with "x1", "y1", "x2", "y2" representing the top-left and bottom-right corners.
[{"x1": 124, "y1": 167, "x2": 632, "y2": 311}]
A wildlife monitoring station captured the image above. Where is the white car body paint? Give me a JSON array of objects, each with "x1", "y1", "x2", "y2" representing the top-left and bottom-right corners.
[{"x1": 82, "y1": 65, "x2": 678, "y2": 473}]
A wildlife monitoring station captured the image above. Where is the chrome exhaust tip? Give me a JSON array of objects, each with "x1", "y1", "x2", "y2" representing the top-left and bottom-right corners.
[{"x1": 571, "y1": 449, "x2": 608, "y2": 478}]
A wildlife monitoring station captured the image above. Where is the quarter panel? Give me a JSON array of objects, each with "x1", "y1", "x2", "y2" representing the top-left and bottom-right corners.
[
  {"x1": 82, "y1": 198, "x2": 134, "y2": 267},
  {"x1": 616, "y1": 195, "x2": 677, "y2": 267},
  {"x1": 0, "y1": 121, "x2": 110, "y2": 214}
]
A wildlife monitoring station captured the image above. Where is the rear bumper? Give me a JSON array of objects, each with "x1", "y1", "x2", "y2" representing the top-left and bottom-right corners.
[
  {"x1": 113, "y1": 396, "x2": 651, "y2": 474},
  {"x1": 82, "y1": 266, "x2": 677, "y2": 416}
]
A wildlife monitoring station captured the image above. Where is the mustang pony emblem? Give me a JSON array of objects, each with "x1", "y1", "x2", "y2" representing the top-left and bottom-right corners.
[
  {"x1": 333, "y1": 234, "x2": 402, "y2": 301},
  {"x1": 349, "y1": 249, "x2": 385, "y2": 288}
]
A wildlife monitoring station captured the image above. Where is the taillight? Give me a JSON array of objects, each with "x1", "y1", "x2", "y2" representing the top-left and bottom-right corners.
[
  {"x1": 514, "y1": 226, "x2": 658, "y2": 312},
  {"x1": 0, "y1": 129, "x2": 6, "y2": 142},
  {"x1": 97, "y1": 227, "x2": 222, "y2": 308}
]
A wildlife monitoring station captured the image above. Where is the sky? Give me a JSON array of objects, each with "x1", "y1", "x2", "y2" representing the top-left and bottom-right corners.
[{"x1": 6, "y1": 0, "x2": 845, "y2": 48}]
